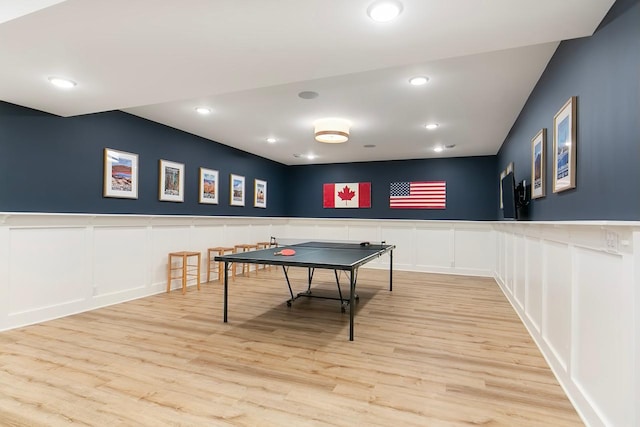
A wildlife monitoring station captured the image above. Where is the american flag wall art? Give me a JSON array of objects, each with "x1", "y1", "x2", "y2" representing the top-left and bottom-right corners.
[{"x1": 389, "y1": 181, "x2": 446, "y2": 209}]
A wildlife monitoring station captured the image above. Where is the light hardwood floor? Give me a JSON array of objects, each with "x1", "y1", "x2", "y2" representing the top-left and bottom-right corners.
[{"x1": 0, "y1": 268, "x2": 583, "y2": 426}]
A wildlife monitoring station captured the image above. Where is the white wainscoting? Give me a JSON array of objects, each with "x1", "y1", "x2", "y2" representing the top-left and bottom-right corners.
[
  {"x1": 0, "y1": 215, "x2": 494, "y2": 332},
  {"x1": 1, "y1": 213, "x2": 637, "y2": 427},
  {"x1": 495, "y1": 222, "x2": 640, "y2": 427}
]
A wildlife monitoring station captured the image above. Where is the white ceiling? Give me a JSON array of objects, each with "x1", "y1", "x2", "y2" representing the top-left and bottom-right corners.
[{"x1": 0, "y1": 0, "x2": 614, "y2": 165}]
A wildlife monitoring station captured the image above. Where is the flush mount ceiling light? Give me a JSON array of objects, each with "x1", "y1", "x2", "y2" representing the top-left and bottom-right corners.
[
  {"x1": 425, "y1": 123, "x2": 439, "y2": 130},
  {"x1": 195, "y1": 107, "x2": 211, "y2": 115},
  {"x1": 314, "y1": 118, "x2": 351, "y2": 143},
  {"x1": 266, "y1": 137, "x2": 277, "y2": 143},
  {"x1": 409, "y1": 76, "x2": 429, "y2": 86},
  {"x1": 48, "y1": 76, "x2": 76, "y2": 89},
  {"x1": 433, "y1": 146, "x2": 444, "y2": 153},
  {"x1": 367, "y1": 0, "x2": 403, "y2": 23}
]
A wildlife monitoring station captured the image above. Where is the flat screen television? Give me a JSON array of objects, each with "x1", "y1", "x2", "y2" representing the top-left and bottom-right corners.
[{"x1": 502, "y1": 171, "x2": 517, "y2": 220}]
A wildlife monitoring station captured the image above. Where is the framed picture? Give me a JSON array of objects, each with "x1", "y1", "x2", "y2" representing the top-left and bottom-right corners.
[
  {"x1": 499, "y1": 162, "x2": 514, "y2": 208},
  {"x1": 553, "y1": 96, "x2": 577, "y2": 193},
  {"x1": 254, "y1": 179, "x2": 267, "y2": 208},
  {"x1": 531, "y1": 129, "x2": 546, "y2": 199},
  {"x1": 199, "y1": 167, "x2": 219, "y2": 204},
  {"x1": 103, "y1": 148, "x2": 138, "y2": 199},
  {"x1": 159, "y1": 159, "x2": 184, "y2": 202},
  {"x1": 230, "y1": 174, "x2": 245, "y2": 206}
]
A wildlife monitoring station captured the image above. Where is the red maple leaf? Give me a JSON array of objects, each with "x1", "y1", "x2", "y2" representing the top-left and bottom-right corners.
[{"x1": 337, "y1": 185, "x2": 356, "y2": 201}]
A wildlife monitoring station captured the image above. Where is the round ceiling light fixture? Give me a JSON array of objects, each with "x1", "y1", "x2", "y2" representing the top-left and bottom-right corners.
[
  {"x1": 433, "y1": 146, "x2": 444, "y2": 153},
  {"x1": 266, "y1": 137, "x2": 277, "y2": 143},
  {"x1": 409, "y1": 76, "x2": 429, "y2": 86},
  {"x1": 314, "y1": 117, "x2": 351, "y2": 143},
  {"x1": 48, "y1": 76, "x2": 76, "y2": 89},
  {"x1": 425, "y1": 123, "x2": 439, "y2": 130},
  {"x1": 367, "y1": 0, "x2": 403, "y2": 23}
]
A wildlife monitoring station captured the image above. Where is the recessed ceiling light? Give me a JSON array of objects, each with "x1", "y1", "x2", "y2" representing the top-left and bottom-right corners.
[
  {"x1": 433, "y1": 146, "x2": 444, "y2": 153},
  {"x1": 367, "y1": 0, "x2": 403, "y2": 23},
  {"x1": 48, "y1": 77, "x2": 76, "y2": 89},
  {"x1": 195, "y1": 107, "x2": 211, "y2": 115},
  {"x1": 425, "y1": 123, "x2": 439, "y2": 130},
  {"x1": 409, "y1": 76, "x2": 429, "y2": 86},
  {"x1": 293, "y1": 153, "x2": 317, "y2": 160},
  {"x1": 266, "y1": 137, "x2": 277, "y2": 143}
]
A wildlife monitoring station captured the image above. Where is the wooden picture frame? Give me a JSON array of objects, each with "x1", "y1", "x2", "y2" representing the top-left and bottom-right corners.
[
  {"x1": 499, "y1": 162, "x2": 514, "y2": 208},
  {"x1": 230, "y1": 174, "x2": 245, "y2": 206},
  {"x1": 531, "y1": 129, "x2": 546, "y2": 199},
  {"x1": 553, "y1": 96, "x2": 577, "y2": 193},
  {"x1": 159, "y1": 159, "x2": 184, "y2": 202},
  {"x1": 103, "y1": 148, "x2": 138, "y2": 199},
  {"x1": 254, "y1": 179, "x2": 267, "y2": 208},
  {"x1": 199, "y1": 167, "x2": 219, "y2": 204}
]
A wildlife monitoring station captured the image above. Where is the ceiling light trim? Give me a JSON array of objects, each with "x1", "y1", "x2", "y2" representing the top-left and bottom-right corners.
[
  {"x1": 367, "y1": 0, "x2": 403, "y2": 23},
  {"x1": 314, "y1": 117, "x2": 351, "y2": 144},
  {"x1": 48, "y1": 76, "x2": 76, "y2": 89}
]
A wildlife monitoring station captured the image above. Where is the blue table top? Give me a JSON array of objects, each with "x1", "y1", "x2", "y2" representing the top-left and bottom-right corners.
[{"x1": 214, "y1": 241, "x2": 395, "y2": 270}]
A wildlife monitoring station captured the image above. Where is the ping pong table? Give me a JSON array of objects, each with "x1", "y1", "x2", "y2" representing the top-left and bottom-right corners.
[{"x1": 215, "y1": 240, "x2": 395, "y2": 341}]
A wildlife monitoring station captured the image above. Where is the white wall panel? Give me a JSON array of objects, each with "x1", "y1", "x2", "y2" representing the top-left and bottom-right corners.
[
  {"x1": 314, "y1": 224, "x2": 349, "y2": 241},
  {"x1": 513, "y1": 234, "x2": 526, "y2": 309},
  {"x1": 524, "y1": 237, "x2": 542, "y2": 332},
  {"x1": 454, "y1": 228, "x2": 494, "y2": 275},
  {"x1": 414, "y1": 226, "x2": 452, "y2": 270},
  {"x1": 346, "y1": 224, "x2": 380, "y2": 243},
  {"x1": 504, "y1": 233, "x2": 515, "y2": 292},
  {"x1": 224, "y1": 224, "x2": 252, "y2": 246},
  {"x1": 573, "y1": 248, "x2": 634, "y2": 426},
  {"x1": 0, "y1": 224, "x2": 8, "y2": 330},
  {"x1": 250, "y1": 224, "x2": 273, "y2": 244},
  {"x1": 542, "y1": 240, "x2": 572, "y2": 370},
  {"x1": 495, "y1": 232, "x2": 505, "y2": 283},
  {"x1": 346, "y1": 224, "x2": 385, "y2": 267},
  {"x1": 151, "y1": 226, "x2": 193, "y2": 289},
  {"x1": 190, "y1": 225, "x2": 224, "y2": 278},
  {"x1": 9, "y1": 227, "x2": 87, "y2": 314},
  {"x1": 93, "y1": 227, "x2": 148, "y2": 296},
  {"x1": 380, "y1": 224, "x2": 415, "y2": 270}
]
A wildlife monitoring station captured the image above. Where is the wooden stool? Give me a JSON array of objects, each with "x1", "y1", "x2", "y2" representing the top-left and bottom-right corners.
[
  {"x1": 256, "y1": 241, "x2": 276, "y2": 271},
  {"x1": 207, "y1": 246, "x2": 235, "y2": 283},
  {"x1": 167, "y1": 251, "x2": 201, "y2": 294},
  {"x1": 234, "y1": 243, "x2": 258, "y2": 276}
]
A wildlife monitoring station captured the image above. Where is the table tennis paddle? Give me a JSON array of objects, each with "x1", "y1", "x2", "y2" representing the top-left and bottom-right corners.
[{"x1": 274, "y1": 248, "x2": 296, "y2": 256}]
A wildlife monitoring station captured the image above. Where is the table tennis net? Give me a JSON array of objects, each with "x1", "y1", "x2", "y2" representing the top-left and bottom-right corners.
[{"x1": 270, "y1": 237, "x2": 388, "y2": 249}]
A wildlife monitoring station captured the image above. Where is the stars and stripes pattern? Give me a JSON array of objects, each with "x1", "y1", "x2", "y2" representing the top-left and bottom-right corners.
[{"x1": 389, "y1": 181, "x2": 446, "y2": 209}]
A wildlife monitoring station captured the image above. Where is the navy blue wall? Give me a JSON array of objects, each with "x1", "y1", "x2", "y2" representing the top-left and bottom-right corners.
[
  {"x1": 287, "y1": 156, "x2": 498, "y2": 220},
  {"x1": 498, "y1": 0, "x2": 640, "y2": 220},
  {"x1": 0, "y1": 101, "x2": 498, "y2": 220},
  {"x1": 2, "y1": 0, "x2": 636, "y2": 221},
  {"x1": 0, "y1": 102, "x2": 289, "y2": 216}
]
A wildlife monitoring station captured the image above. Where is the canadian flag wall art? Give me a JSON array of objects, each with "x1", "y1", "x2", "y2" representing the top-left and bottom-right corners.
[{"x1": 323, "y1": 182, "x2": 371, "y2": 208}]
